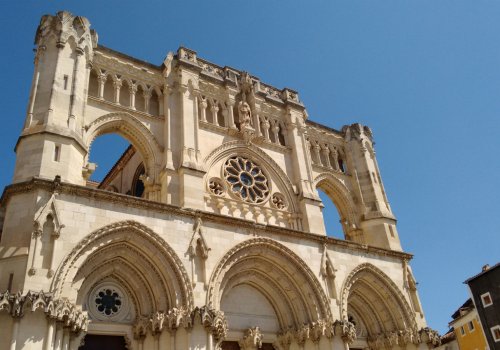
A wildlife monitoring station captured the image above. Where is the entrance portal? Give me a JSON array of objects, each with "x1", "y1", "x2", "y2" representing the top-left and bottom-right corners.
[{"x1": 79, "y1": 335, "x2": 127, "y2": 350}]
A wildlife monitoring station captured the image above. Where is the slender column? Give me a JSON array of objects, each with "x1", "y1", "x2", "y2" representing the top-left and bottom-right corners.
[
  {"x1": 25, "y1": 47, "x2": 44, "y2": 129},
  {"x1": 45, "y1": 42, "x2": 65, "y2": 125},
  {"x1": 61, "y1": 328, "x2": 70, "y2": 350},
  {"x1": 169, "y1": 330, "x2": 176, "y2": 350},
  {"x1": 137, "y1": 336, "x2": 144, "y2": 350},
  {"x1": 97, "y1": 73, "x2": 107, "y2": 99},
  {"x1": 10, "y1": 318, "x2": 20, "y2": 350},
  {"x1": 67, "y1": 48, "x2": 84, "y2": 130},
  {"x1": 144, "y1": 89, "x2": 152, "y2": 114},
  {"x1": 113, "y1": 79, "x2": 122, "y2": 104},
  {"x1": 207, "y1": 332, "x2": 213, "y2": 350},
  {"x1": 44, "y1": 320, "x2": 55, "y2": 350},
  {"x1": 227, "y1": 100, "x2": 237, "y2": 129},
  {"x1": 129, "y1": 84, "x2": 137, "y2": 110},
  {"x1": 54, "y1": 323, "x2": 63, "y2": 350},
  {"x1": 211, "y1": 106, "x2": 219, "y2": 126}
]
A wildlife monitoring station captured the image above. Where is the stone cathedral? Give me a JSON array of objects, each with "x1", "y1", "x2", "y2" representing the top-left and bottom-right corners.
[{"x1": 0, "y1": 11, "x2": 439, "y2": 350}]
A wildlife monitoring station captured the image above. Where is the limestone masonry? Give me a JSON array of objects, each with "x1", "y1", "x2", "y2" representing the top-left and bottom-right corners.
[{"x1": 0, "y1": 11, "x2": 439, "y2": 350}]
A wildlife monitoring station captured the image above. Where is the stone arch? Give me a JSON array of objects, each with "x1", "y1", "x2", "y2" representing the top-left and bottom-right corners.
[
  {"x1": 203, "y1": 141, "x2": 298, "y2": 213},
  {"x1": 314, "y1": 172, "x2": 359, "y2": 236},
  {"x1": 84, "y1": 112, "x2": 163, "y2": 181},
  {"x1": 50, "y1": 221, "x2": 194, "y2": 313},
  {"x1": 207, "y1": 238, "x2": 331, "y2": 330},
  {"x1": 340, "y1": 263, "x2": 417, "y2": 336}
]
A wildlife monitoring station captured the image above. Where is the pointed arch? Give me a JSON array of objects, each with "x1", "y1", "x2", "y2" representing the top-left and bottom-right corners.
[
  {"x1": 340, "y1": 263, "x2": 417, "y2": 336},
  {"x1": 314, "y1": 172, "x2": 359, "y2": 236},
  {"x1": 203, "y1": 141, "x2": 298, "y2": 214},
  {"x1": 84, "y1": 112, "x2": 163, "y2": 181},
  {"x1": 50, "y1": 221, "x2": 194, "y2": 313},
  {"x1": 207, "y1": 238, "x2": 331, "y2": 330}
]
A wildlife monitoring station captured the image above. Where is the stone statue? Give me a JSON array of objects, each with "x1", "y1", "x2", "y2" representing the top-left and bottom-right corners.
[{"x1": 238, "y1": 101, "x2": 252, "y2": 128}]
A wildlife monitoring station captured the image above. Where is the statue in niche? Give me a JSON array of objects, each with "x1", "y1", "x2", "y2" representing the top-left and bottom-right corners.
[{"x1": 238, "y1": 99, "x2": 252, "y2": 129}]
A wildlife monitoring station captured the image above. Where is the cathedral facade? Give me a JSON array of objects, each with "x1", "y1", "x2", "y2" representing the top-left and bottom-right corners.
[{"x1": 0, "y1": 11, "x2": 439, "y2": 350}]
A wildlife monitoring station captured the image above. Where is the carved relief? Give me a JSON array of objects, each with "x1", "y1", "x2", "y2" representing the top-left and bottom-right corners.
[
  {"x1": 0, "y1": 290, "x2": 88, "y2": 332},
  {"x1": 239, "y1": 327, "x2": 263, "y2": 350}
]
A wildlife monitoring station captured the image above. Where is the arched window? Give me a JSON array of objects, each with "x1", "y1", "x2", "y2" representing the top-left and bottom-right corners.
[
  {"x1": 119, "y1": 80, "x2": 131, "y2": 107},
  {"x1": 90, "y1": 134, "x2": 147, "y2": 199},
  {"x1": 103, "y1": 76, "x2": 114, "y2": 102},
  {"x1": 132, "y1": 163, "x2": 145, "y2": 198},
  {"x1": 317, "y1": 189, "x2": 344, "y2": 239}
]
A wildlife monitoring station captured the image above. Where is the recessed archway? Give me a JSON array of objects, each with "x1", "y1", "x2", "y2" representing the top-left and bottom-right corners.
[
  {"x1": 341, "y1": 263, "x2": 417, "y2": 338},
  {"x1": 207, "y1": 238, "x2": 331, "y2": 332},
  {"x1": 51, "y1": 221, "x2": 194, "y2": 314}
]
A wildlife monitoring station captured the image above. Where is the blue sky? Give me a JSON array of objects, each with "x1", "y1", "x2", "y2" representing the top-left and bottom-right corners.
[{"x1": 1, "y1": 1, "x2": 499, "y2": 334}]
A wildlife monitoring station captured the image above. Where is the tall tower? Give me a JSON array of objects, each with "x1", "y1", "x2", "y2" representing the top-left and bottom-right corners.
[{"x1": 14, "y1": 11, "x2": 97, "y2": 185}]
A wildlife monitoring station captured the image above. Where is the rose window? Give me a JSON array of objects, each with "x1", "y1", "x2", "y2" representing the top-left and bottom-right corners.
[
  {"x1": 223, "y1": 156, "x2": 269, "y2": 203},
  {"x1": 94, "y1": 288, "x2": 122, "y2": 316}
]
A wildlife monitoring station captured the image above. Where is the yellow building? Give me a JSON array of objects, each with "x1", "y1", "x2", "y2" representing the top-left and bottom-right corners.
[{"x1": 449, "y1": 299, "x2": 488, "y2": 350}]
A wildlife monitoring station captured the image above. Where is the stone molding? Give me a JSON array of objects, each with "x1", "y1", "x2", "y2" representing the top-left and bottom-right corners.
[
  {"x1": 340, "y1": 262, "x2": 418, "y2": 333},
  {"x1": 50, "y1": 220, "x2": 194, "y2": 311},
  {"x1": 0, "y1": 177, "x2": 414, "y2": 261},
  {"x1": 366, "y1": 327, "x2": 441, "y2": 349},
  {"x1": 207, "y1": 237, "x2": 333, "y2": 325},
  {"x1": 133, "y1": 306, "x2": 228, "y2": 346},
  {"x1": 0, "y1": 290, "x2": 88, "y2": 333}
]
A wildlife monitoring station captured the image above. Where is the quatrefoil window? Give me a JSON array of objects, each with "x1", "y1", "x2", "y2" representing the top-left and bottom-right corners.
[
  {"x1": 95, "y1": 288, "x2": 122, "y2": 316},
  {"x1": 223, "y1": 156, "x2": 269, "y2": 203}
]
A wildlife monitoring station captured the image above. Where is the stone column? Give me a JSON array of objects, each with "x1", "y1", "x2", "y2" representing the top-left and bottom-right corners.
[
  {"x1": 113, "y1": 78, "x2": 122, "y2": 104},
  {"x1": 211, "y1": 105, "x2": 219, "y2": 126},
  {"x1": 144, "y1": 89, "x2": 152, "y2": 114},
  {"x1": 129, "y1": 84, "x2": 138, "y2": 110},
  {"x1": 44, "y1": 319, "x2": 56, "y2": 350},
  {"x1": 61, "y1": 327, "x2": 70, "y2": 350},
  {"x1": 9, "y1": 318, "x2": 20, "y2": 350},
  {"x1": 54, "y1": 323, "x2": 64, "y2": 350},
  {"x1": 67, "y1": 47, "x2": 84, "y2": 131},
  {"x1": 97, "y1": 73, "x2": 107, "y2": 99}
]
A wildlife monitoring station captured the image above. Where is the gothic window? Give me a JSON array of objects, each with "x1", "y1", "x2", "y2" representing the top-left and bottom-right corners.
[
  {"x1": 223, "y1": 156, "x2": 269, "y2": 203},
  {"x1": 132, "y1": 163, "x2": 145, "y2": 198}
]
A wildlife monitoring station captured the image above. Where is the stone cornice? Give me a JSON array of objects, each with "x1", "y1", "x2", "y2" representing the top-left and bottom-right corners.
[{"x1": 0, "y1": 178, "x2": 413, "y2": 261}]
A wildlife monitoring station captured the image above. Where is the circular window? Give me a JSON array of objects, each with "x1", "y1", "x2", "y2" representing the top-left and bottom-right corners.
[
  {"x1": 88, "y1": 282, "x2": 130, "y2": 322},
  {"x1": 223, "y1": 156, "x2": 269, "y2": 203},
  {"x1": 95, "y1": 287, "x2": 122, "y2": 316}
]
